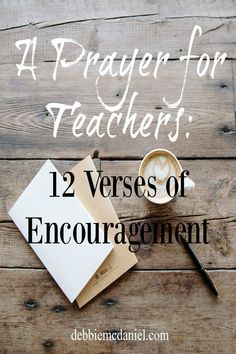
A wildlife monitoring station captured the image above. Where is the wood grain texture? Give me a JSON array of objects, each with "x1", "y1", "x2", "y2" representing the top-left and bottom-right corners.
[
  {"x1": 1, "y1": 4, "x2": 236, "y2": 63},
  {"x1": 1, "y1": 159, "x2": 236, "y2": 221},
  {"x1": 1, "y1": 159, "x2": 235, "y2": 269},
  {"x1": 233, "y1": 61, "x2": 236, "y2": 114},
  {"x1": 0, "y1": 0, "x2": 159, "y2": 29},
  {"x1": 0, "y1": 61, "x2": 235, "y2": 158},
  {"x1": 0, "y1": 269, "x2": 235, "y2": 354},
  {"x1": 1, "y1": 217, "x2": 235, "y2": 270},
  {"x1": 1, "y1": 0, "x2": 236, "y2": 30},
  {"x1": 0, "y1": 2, "x2": 236, "y2": 353}
]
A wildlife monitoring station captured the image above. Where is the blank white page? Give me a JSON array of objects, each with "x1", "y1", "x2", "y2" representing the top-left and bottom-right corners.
[{"x1": 8, "y1": 160, "x2": 113, "y2": 302}]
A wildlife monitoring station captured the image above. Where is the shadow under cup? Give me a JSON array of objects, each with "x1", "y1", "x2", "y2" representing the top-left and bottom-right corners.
[{"x1": 139, "y1": 149, "x2": 182, "y2": 204}]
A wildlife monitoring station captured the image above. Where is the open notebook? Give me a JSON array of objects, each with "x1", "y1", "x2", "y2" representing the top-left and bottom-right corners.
[{"x1": 8, "y1": 160, "x2": 113, "y2": 302}]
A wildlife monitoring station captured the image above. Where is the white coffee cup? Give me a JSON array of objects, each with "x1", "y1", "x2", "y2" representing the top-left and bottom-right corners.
[{"x1": 139, "y1": 149, "x2": 195, "y2": 204}]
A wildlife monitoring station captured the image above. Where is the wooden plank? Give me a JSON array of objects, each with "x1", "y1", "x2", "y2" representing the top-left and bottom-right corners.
[
  {"x1": 1, "y1": 0, "x2": 236, "y2": 31},
  {"x1": 1, "y1": 159, "x2": 236, "y2": 269},
  {"x1": 0, "y1": 269, "x2": 235, "y2": 353},
  {"x1": 0, "y1": 0, "x2": 159, "y2": 30},
  {"x1": 233, "y1": 61, "x2": 236, "y2": 115},
  {"x1": 0, "y1": 61, "x2": 235, "y2": 158},
  {"x1": 1, "y1": 4, "x2": 235, "y2": 354},
  {"x1": 2, "y1": 159, "x2": 236, "y2": 222},
  {"x1": 1, "y1": 217, "x2": 236, "y2": 270},
  {"x1": 101, "y1": 160, "x2": 236, "y2": 221},
  {"x1": 1, "y1": 14, "x2": 236, "y2": 63}
]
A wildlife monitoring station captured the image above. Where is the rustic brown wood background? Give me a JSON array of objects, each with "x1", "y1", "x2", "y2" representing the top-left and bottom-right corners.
[{"x1": 0, "y1": 1, "x2": 236, "y2": 353}]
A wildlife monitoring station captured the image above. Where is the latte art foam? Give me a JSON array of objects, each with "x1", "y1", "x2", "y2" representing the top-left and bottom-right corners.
[{"x1": 142, "y1": 153, "x2": 181, "y2": 201}]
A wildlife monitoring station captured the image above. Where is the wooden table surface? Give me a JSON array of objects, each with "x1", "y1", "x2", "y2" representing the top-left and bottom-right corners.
[{"x1": 0, "y1": 1, "x2": 236, "y2": 353}]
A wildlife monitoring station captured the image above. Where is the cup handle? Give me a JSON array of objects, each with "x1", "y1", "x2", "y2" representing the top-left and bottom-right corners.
[{"x1": 184, "y1": 176, "x2": 195, "y2": 190}]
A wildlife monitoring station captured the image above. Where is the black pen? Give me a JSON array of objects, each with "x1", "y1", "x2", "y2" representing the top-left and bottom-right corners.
[{"x1": 179, "y1": 235, "x2": 219, "y2": 297}]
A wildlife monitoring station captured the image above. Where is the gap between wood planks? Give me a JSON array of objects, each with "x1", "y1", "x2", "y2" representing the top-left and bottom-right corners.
[
  {"x1": 1, "y1": 13, "x2": 236, "y2": 32},
  {"x1": 1, "y1": 215, "x2": 235, "y2": 224},
  {"x1": 0, "y1": 13, "x2": 161, "y2": 32},
  {"x1": 0, "y1": 266, "x2": 235, "y2": 271},
  {"x1": 1, "y1": 157, "x2": 236, "y2": 161},
  {"x1": 0, "y1": 58, "x2": 234, "y2": 66}
]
